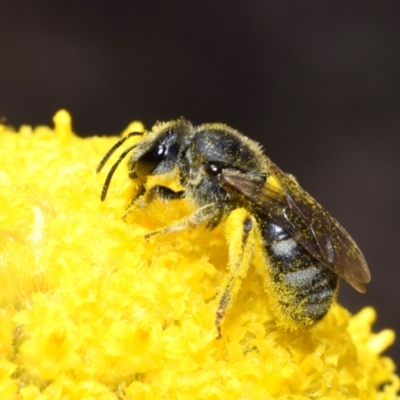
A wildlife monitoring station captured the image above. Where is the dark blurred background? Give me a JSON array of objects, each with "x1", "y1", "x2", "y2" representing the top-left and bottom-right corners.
[{"x1": 1, "y1": 1, "x2": 399, "y2": 363}]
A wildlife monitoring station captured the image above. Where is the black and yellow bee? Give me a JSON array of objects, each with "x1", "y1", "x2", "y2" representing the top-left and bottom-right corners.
[{"x1": 97, "y1": 119, "x2": 371, "y2": 337}]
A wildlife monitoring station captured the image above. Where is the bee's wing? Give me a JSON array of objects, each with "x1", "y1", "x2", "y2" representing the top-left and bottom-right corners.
[{"x1": 219, "y1": 164, "x2": 371, "y2": 293}]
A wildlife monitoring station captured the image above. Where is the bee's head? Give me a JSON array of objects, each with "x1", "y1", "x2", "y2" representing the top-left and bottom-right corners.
[
  {"x1": 128, "y1": 119, "x2": 191, "y2": 179},
  {"x1": 97, "y1": 118, "x2": 192, "y2": 201}
]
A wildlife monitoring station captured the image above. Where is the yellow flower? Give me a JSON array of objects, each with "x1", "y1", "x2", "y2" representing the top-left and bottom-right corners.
[{"x1": 0, "y1": 110, "x2": 398, "y2": 399}]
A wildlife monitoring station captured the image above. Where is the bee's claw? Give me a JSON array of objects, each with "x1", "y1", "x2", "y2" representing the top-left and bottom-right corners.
[{"x1": 144, "y1": 231, "x2": 160, "y2": 240}]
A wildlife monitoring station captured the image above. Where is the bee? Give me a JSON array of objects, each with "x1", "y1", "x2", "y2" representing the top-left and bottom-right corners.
[{"x1": 97, "y1": 119, "x2": 371, "y2": 337}]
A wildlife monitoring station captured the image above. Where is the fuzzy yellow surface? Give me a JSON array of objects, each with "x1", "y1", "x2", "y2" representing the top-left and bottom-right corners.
[{"x1": 0, "y1": 110, "x2": 398, "y2": 399}]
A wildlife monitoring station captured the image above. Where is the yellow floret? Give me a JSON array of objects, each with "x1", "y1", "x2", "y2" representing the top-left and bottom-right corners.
[{"x1": 0, "y1": 110, "x2": 398, "y2": 399}]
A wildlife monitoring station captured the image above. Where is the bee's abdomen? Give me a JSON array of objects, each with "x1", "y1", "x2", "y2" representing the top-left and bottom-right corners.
[
  {"x1": 262, "y1": 221, "x2": 338, "y2": 325},
  {"x1": 278, "y1": 264, "x2": 338, "y2": 322}
]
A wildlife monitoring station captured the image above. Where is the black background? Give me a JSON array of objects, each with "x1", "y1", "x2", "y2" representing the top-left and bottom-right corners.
[{"x1": 1, "y1": 1, "x2": 399, "y2": 364}]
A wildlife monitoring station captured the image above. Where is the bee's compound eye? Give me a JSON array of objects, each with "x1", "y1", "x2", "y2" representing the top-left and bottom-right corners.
[
  {"x1": 154, "y1": 144, "x2": 166, "y2": 158},
  {"x1": 153, "y1": 144, "x2": 165, "y2": 156},
  {"x1": 135, "y1": 144, "x2": 167, "y2": 176},
  {"x1": 205, "y1": 163, "x2": 222, "y2": 176}
]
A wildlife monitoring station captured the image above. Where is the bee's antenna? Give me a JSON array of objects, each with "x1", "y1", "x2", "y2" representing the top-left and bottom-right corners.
[
  {"x1": 100, "y1": 142, "x2": 139, "y2": 201},
  {"x1": 96, "y1": 131, "x2": 144, "y2": 174}
]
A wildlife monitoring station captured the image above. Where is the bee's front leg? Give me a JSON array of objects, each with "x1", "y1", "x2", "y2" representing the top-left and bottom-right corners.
[
  {"x1": 123, "y1": 185, "x2": 185, "y2": 220},
  {"x1": 215, "y1": 208, "x2": 257, "y2": 339},
  {"x1": 146, "y1": 185, "x2": 185, "y2": 201}
]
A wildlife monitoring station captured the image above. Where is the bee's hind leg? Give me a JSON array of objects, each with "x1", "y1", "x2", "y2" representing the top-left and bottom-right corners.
[
  {"x1": 215, "y1": 208, "x2": 257, "y2": 339},
  {"x1": 144, "y1": 205, "x2": 258, "y2": 339}
]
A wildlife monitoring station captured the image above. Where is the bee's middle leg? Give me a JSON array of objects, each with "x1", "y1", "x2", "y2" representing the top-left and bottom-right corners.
[{"x1": 144, "y1": 202, "x2": 222, "y2": 239}]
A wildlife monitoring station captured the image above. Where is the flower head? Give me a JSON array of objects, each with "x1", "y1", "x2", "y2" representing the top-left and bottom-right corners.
[{"x1": 0, "y1": 111, "x2": 398, "y2": 399}]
